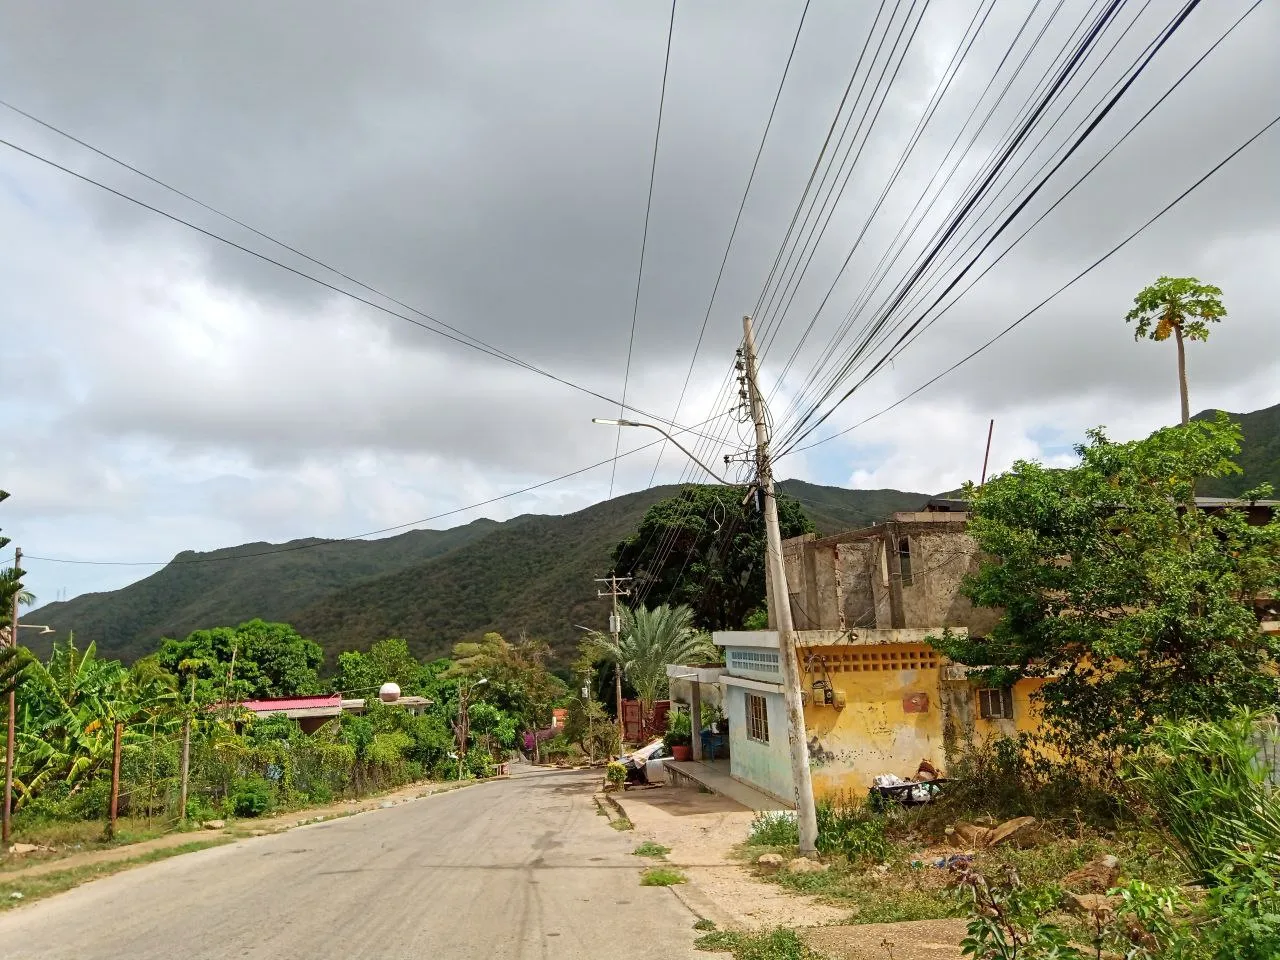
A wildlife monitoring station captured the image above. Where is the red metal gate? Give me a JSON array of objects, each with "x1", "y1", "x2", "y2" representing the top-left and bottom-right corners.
[{"x1": 622, "y1": 699, "x2": 670, "y2": 745}]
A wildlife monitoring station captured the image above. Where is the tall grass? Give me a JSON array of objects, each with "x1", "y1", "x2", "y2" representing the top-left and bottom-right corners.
[
  {"x1": 1126, "y1": 709, "x2": 1280, "y2": 883},
  {"x1": 747, "y1": 798, "x2": 888, "y2": 864},
  {"x1": 814, "y1": 793, "x2": 889, "y2": 863}
]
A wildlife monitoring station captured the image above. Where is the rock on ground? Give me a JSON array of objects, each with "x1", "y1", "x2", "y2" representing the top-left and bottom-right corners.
[
  {"x1": 1062, "y1": 855, "x2": 1120, "y2": 892},
  {"x1": 785, "y1": 856, "x2": 827, "y2": 875},
  {"x1": 756, "y1": 853, "x2": 785, "y2": 873}
]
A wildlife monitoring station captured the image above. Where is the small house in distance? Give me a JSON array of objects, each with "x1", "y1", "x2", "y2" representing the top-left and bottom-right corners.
[{"x1": 234, "y1": 694, "x2": 432, "y2": 734}]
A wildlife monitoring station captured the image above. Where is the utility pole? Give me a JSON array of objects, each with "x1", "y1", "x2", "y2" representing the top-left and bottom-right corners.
[
  {"x1": 457, "y1": 683, "x2": 471, "y2": 779},
  {"x1": 582, "y1": 684, "x2": 594, "y2": 763},
  {"x1": 596, "y1": 575, "x2": 631, "y2": 747},
  {"x1": 3, "y1": 546, "x2": 20, "y2": 845},
  {"x1": 742, "y1": 315, "x2": 819, "y2": 856},
  {"x1": 179, "y1": 674, "x2": 194, "y2": 822}
]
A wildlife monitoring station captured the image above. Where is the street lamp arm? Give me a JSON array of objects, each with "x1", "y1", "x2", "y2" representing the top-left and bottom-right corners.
[{"x1": 591, "y1": 419, "x2": 732, "y2": 484}]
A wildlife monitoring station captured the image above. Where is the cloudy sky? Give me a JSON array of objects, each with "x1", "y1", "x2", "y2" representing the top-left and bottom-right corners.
[{"x1": 2, "y1": 0, "x2": 1276, "y2": 607}]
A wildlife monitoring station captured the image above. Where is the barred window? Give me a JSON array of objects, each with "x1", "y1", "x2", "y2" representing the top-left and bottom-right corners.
[
  {"x1": 746, "y1": 693, "x2": 770, "y2": 744},
  {"x1": 978, "y1": 687, "x2": 1015, "y2": 720}
]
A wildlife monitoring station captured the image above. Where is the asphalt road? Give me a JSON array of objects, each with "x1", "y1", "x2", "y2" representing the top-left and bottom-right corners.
[{"x1": 0, "y1": 767, "x2": 704, "y2": 960}]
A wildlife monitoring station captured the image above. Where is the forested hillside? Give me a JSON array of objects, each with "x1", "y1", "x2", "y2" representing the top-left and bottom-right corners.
[
  {"x1": 1195, "y1": 401, "x2": 1280, "y2": 497},
  {"x1": 29, "y1": 482, "x2": 929, "y2": 665}
]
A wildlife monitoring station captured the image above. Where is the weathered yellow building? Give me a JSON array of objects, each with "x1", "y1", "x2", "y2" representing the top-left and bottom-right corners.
[{"x1": 702, "y1": 501, "x2": 1046, "y2": 804}]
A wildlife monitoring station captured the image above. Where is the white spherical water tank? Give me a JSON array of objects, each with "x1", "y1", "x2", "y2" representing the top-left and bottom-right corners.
[{"x1": 378, "y1": 682, "x2": 401, "y2": 703}]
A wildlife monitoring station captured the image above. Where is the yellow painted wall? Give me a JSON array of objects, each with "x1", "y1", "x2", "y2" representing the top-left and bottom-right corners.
[
  {"x1": 971, "y1": 676, "x2": 1045, "y2": 741},
  {"x1": 800, "y1": 643, "x2": 1047, "y2": 797},
  {"x1": 800, "y1": 643, "x2": 946, "y2": 798}
]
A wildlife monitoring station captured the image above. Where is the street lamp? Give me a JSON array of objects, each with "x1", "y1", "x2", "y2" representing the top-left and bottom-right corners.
[
  {"x1": 591, "y1": 418, "x2": 732, "y2": 484},
  {"x1": 15, "y1": 624, "x2": 55, "y2": 635}
]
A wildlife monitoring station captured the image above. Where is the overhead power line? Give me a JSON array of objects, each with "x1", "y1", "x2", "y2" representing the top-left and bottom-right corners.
[
  {"x1": 24, "y1": 411, "x2": 731, "y2": 568},
  {"x1": 777, "y1": 0, "x2": 1208, "y2": 451},
  {"x1": 648, "y1": 0, "x2": 813, "y2": 486},
  {"x1": 0, "y1": 127, "x2": 706, "y2": 440},
  {"x1": 782, "y1": 108, "x2": 1280, "y2": 457},
  {"x1": 610, "y1": 0, "x2": 677, "y2": 498}
]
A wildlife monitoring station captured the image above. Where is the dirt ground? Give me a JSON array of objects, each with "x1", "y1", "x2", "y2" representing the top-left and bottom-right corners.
[
  {"x1": 613, "y1": 784, "x2": 851, "y2": 930},
  {"x1": 801, "y1": 920, "x2": 967, "y2": 959},
  {"x1": 2, "y1": 777, "x2": 480, "y2": 880},
  {"x1": 613, "y1": 783, "x2": 972, "y2": 958}
]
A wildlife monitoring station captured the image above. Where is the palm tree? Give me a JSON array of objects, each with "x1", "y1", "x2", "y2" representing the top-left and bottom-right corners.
[
  {"x1": 1125, "y1": 276, "x2": 1226, "y2": 425},
  {"x1": 588, "y1": 604, "x2": 716, "y2": 724}
]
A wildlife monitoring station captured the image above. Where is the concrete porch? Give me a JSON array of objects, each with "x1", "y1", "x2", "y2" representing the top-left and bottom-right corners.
[{"x1": 664, "y1": 758, "x2": 791, "y2": 812}]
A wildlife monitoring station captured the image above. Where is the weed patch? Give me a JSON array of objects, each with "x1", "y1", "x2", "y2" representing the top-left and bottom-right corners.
[
  {"x1": 692, "y1": 918, "x2": 717, "y2": 931},
  {"x1": 748, "y1": 811, "x2": 798, "y2": 847},
  {"x1": 639, "y1": 866, "x2": 687, "y2": 886},
  {"x1": 633, "y1": 841, "x2": 671, "y2": 858},
  {"x1": 609, "y1": 817, "x2": 634, "y2": 831},
  {"x1": 0, "y1": 839, "x2": 231, "y2": 910},
  {"x1": 694, "y1": 927, "x2": 821, "y2": 959}
]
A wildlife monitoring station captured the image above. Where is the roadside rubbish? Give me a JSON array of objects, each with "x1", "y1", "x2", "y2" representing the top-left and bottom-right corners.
[{"x1": 911, "y1": 853, "x2": 973, "y2": 869}]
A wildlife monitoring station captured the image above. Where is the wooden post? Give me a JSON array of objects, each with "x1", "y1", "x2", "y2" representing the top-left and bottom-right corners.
[
  {"x1": 108, "y1": 721, "x2": 123, "y2": 838},
  {"x1": 179, "y1": 718, "x2": 191, "y2": 822}
]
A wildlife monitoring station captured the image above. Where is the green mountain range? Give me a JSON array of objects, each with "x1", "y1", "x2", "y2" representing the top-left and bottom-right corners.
[
  {"x1": 30, "y1": 398, "x2": 1277, "y2": 668},
  {"x1": 1195, "y1": 401, "x2": 1280, "y2": 497},
  {"x1": 28, "y1": 481, "x2": 930, "y2": 666}
]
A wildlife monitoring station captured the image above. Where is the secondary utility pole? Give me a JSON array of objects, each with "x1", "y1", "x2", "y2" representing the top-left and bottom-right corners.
[
  {"x1": 596, "y1": 575, "x2": 631, "y2": 747},
  {"x1": 742, "y1": 315, "x2": 819, "y2": 856},
  {"x1": 3, "y1": 546, "x2": 20, "y2": 846}
]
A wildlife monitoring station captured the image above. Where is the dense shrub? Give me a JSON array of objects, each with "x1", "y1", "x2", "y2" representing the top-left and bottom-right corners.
[
  {"x1": 815, "y1": 796, "x2": 889, "y2": 863},
  {"x1": 229, "y1": 776, "x2": 274, "y2": 818}
]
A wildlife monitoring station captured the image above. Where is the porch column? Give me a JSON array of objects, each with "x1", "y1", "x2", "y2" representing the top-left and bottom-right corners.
[{"x1": 690, "y1": 681, "x2": 703, "y2": 761}]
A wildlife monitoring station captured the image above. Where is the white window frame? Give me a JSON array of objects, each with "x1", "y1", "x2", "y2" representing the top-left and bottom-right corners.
[{"x1": 745, "y1": 693, "x2": 770, "y2": 744}]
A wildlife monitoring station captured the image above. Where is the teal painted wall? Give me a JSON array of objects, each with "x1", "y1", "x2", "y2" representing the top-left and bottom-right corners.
[{"x1": 726, "y1": 685, "x2": 794, "y2": 804}]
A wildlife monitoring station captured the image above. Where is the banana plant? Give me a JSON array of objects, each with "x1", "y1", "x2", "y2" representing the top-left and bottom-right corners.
[{"x1": 12, "y1": 635, "x2": 178, "y2": 807}]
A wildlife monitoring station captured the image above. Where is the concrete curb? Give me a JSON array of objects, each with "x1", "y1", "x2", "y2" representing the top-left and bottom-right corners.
[{"x1": 593, "y1": 791, "x2": 631, "y2": 827}]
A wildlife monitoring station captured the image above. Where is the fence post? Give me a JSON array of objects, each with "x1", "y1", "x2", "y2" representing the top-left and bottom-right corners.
[{"x1": 108, "y1": 721, "x2": 123, "y2": 839}]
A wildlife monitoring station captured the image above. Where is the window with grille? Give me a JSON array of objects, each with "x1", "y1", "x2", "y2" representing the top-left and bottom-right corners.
[
  {"x1": 803, "y1": 646, "x2": 939, "y2": 672},
  {"x1": 746, "y1": 693, "x2": 769, "y2": 743},
  {"x1": 978, "y1": 687, "x2": 1015, "y2": 720},
  {"x1": 728, "y1": 649, "x2": 780, "y2": 674},
  {"x1": 898, "y1": 537, "x2": 913, "y2": 586}
]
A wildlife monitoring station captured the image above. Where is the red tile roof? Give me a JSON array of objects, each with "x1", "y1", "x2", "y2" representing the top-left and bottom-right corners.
[{"x1": 239, "y1": 695, "x2": 341, "y2": 713}]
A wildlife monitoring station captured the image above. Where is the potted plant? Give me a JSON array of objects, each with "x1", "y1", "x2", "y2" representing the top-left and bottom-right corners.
[{"x1": 663, "y1": 710, "x2": 693, "y2": 761}]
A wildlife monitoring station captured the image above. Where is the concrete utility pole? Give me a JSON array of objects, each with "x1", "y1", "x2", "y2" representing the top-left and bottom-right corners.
[
  {"x1": 741, "y1": 315, "x2": 819, "y2": 857},
  {"x1": 178, "y1": 675, "x2": 194, "y2": 822},
  {"x1": 596, "y1": 575, "x2": 631, "y2": 747},
  {"x1": 3, "y1": 546, "x2": 20, "y2": 845}
]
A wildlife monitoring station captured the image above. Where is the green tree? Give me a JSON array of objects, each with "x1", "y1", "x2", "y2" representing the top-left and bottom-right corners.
[
  {"x1": 157, "y1": 620, "x2": 322, "y2": 701},
  {"x1": 612, "y1": 485, "x2": 814, "y2": 630},
  {"x1": 335, "y1": 638, "x2": 424, "y2": 697},
  {"x1": 1125, "y1": 275, "x2": 1226, "y2": 425},
  {"x1": 937, "y1": 415, "x2": 1280, "y2": 754},
  {"x1": 446, "y1": 632, "x2": 566, "y2": 750},
  {"x1": 563, "y1": 639, "x2": 618, "y2": 758},
  {"x1": 588, "y1": 604, "x2": 716, "y2": 719}
]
